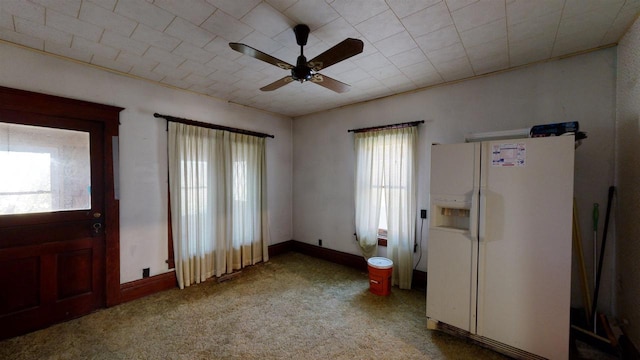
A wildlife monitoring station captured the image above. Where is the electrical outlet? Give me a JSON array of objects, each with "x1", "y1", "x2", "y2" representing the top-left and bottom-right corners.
[
  {"x1": 143, "y1": 268, "x2": 150, "y2": 278},
  {"x1": 318, "y1": 239, "x2": 322, "y2": 247},
  {"x1": 420, "y1": 209, "x2": 427, "y2": 219}
]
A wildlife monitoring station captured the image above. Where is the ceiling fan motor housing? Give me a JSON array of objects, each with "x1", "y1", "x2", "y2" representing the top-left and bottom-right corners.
[{"x1": 292, "y1": 55, "x2": 312, "y2": 82}]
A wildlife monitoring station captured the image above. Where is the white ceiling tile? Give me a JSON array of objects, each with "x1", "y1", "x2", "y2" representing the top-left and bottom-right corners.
[
  {"x1": 0, "y1": 28, "x2": 44, "y2": 49},
  {"x1": 238, "y1": 30, "x2": 284, "y2": 55},
  {"x1": 172, "y1": 42, "x2": 216, "y2": 63},
  {"x1": 562, "y1": 0, "x2": 625, "y2": 18},
  {"x1": 333, "y1": 67, "x2": 371, "y2": 84},
  {"x1": 3, "y1": 0, "x2": 45, "y2": 24},
  {"x1": 43, "y1": 40, "x2": 91, "y2": 62},
  {"x1": 460, "y1": 18, "x2": 505, "y2": 47},
  {"x1": 116, "y1": 52, "x2": 159, "y2": 72},
  {"x1": 264, "y1": 0, "x2": 297, "y2": 12},
  {"x1": 91, "y1": 54, "x2": 132, "y2": 73},
  {"x1": 114, "y1": 0, "x2": 175, "y2": 32},
  {"x1": 352, "y1": 51, "x2": 392, "y2": 71},
  {"x1": 85, "y1": 0, "x2": 116, "y2": 11},
  {"x1": 446, "y1": 0, "x2": 478, "y2": 12},
  {"x1": 131, "y1": 25, "x2": 181, "y2": 51},
  {"x1": 387, "y1": 0, "x2": 440, "y2": 18},
  {"x1": 204, "y1": 37, "x2": 243, "y2": 61},
  {"x1": 433, "y1": 56, "x2": 474, "y2": 81},
  {"x1": 451, "y1": 0, "x2": 504, "y2": 33},
  {"x1": 313, "y1": 17, "x2": 361, "y2": 44},
  {"x1": 399, "y1": 60, "x2": 440, "y2": 80},
  {"x1": 207, "y1": 69, "x2": 241, "y2": 84},
  {"x1": 101, "y1": 30, "x2": 149, "y2": 56},
  {"x1": 154, "y1": 62, "x2": 191, "y2": 79},
  {"x1": 329, "y1": 0, "x2": 388, "y2": 26},
  {"x1": 207, "y1": 0, "x2": 261, "y2": 19},
  {"x1": 415, "y1": 25, "x2": 460, "y2": 52},
  {"x1": 509, "y1": 36, "x2": 553, "y2": 66},
  {"x1": 201, "y1": 9, "x2": 253, "y2": 42},
  {"x1": 368, "y1": 63, "x2": 403, "y2": 81},
  {"x1": 45, "y1": 9, "x2": 103, "y2": 42},
  {"x1": 557, "y1": 11, "x2": 618, "y2": 39},
  {"x1": 426, "y1": 41, "x2": 466, "y2": 64},
  {"x1": 79, "y1": 1, "x2": 137, "y2": 37},
  {"x1": 507, "y1": 11, "x2": 560, "y2": 43},
  {"x1": 242, "y1": 2, "x2": 293, "y2": 38},
  {"x1": 15, "y1": 17, "x2": 72, "y2": 46},
  {"x1": 601, "y1": 9, "x2": 640, "y2": 44},
  {"x1": 506, "y1": 0, "x2": 563, "y2": 26},
  {"x1": 469, "y1": 53, "x2": 508, "y2": 75},
  {"x1": 129, "y1": 66, "x2": 165, "y2": 82},
  {"x1": 164, "y1": 17, "x2": 215, "y2": 48},
  {"x1": 72, "y1": 36, "x2": 118, "y2": 60},
  {"x1": 206, "y1": 55, "x2": 243, "y2": 73},
  {"x1": 383, "y1": 73, "x2": 418, "y2": 92},
  {"x1": 180, "y1": 60, "x2": 216, "y2": 77},
  {"x1": 466, "y1": 36, "x2": 507, "y2": 62},
  {"x1": 355, "y1": 9, "x2": 405, "y2": 43},
  {"x1": 374, "y1": 31, "x2": 417, "y2": 57},
  {"x1": 0, "y1": 9, "x2": 14, "y2": 30},
  {"x1": 161, "y1": 76, "x2": 191, "y2": 89},
  {"x1": 143, "y1": 46, "x2": 185, "y2": 68},
  {"x1": 153, "y1": 0, "x2": 215, "y2": 26},
  {"x1": 233, "y1": 66, "x2": 269, "y2": 82},
  {"x1": 3, "y1": 0, "x2": 637, "y2": 117},
  {"x1": 402, "y1": 2, "x2": 453, "y2": 38},
  {"x1": 388, "y1": 47, "x2": 428, "y2": 68},
  {"x1": 32, "y1": 0, "x2": 81, "y2": 17},
  {"x1": 284, "y1": 0, "x2": 340, "y2": 30}
]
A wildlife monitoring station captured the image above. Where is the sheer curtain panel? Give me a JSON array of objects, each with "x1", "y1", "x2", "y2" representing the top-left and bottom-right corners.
[
  {"x1": 354, "y1": 127, "x2": 417, "y2": 289},
  {"x1": 168, "y1": 122, "x2": 269, "y2": 289}
]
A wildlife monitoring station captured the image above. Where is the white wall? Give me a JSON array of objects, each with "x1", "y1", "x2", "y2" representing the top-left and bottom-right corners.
[
  {"x1": 616, "y1": 16, "x2": 640, "y2": 347},
  {"x1": 293, "y1": 48, "x2": 617, "y2": 312},
  {"x1": 0, "y1": 42, "x2": 293, "y2": 284}
]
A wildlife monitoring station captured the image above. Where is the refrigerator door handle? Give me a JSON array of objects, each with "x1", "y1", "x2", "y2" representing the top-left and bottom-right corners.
[
  {"x1": 470, "y1": 188, "x2": 479, "y2": 240},
  {"x1": 478, "y1": 186, "x2": 487, "y2": 242}
]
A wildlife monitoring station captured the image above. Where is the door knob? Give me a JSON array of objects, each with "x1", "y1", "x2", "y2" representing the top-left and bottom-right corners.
[{"x1": 93, "y1": 212, "x2": 102, "y2": 218}]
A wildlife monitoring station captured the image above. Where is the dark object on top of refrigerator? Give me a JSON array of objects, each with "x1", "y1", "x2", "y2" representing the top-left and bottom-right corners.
[{"x1": 530, "y1": 121, "x2": 579, "y2": 137}]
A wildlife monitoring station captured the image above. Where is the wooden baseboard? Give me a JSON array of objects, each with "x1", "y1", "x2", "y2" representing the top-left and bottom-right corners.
[
  {"x1": 119, "y1": 271, "x2": 177, "y2": 304},
  {"x1": 117, "y1": 240, "x2": 426, "y2": 305},
  {"x1": 268, "y1": 240, "x2": 294, "y2": 257},
  {"x1": 287, "y1": 240, "x2": 427, "y2": 290}
]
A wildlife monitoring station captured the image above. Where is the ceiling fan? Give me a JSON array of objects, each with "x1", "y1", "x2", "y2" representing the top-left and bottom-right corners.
[{"x1": 229, "y1": 24, "x2": 364, "y2": 93}]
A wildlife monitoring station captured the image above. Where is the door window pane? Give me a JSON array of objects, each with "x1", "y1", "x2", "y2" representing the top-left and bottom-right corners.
[{"x1": 0, "y1": 123, "x2": 91, "y2": 215}]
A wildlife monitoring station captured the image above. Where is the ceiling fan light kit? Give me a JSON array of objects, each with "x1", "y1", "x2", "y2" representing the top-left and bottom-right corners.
[{"x1": 229, "y1": 24, "x2": 364, "y2": 93}]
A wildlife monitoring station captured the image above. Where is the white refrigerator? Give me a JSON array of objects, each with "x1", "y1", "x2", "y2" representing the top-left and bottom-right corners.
[{"x1": 426, "y1": 135, "x2": 575, "y2": 360}]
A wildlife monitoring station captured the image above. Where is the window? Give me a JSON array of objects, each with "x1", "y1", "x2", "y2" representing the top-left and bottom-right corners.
[
  {"x1": 0, "y1": 123, "x2": 91, "y2": 215},
  {"x1": 354, "y1": 126, "x2": 417, "y2": 289},
  {"x1": 168, "y1": 123, "x2": 268, "y2": 289}
]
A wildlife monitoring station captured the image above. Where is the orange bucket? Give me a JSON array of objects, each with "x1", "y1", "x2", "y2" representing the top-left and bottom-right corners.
[{"x1": 367, "y1": 257, "x2": 393, "y2": 296}]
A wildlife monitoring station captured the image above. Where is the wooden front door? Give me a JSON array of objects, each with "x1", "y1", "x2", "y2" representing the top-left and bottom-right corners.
[{"x1": 0, "y1": 87, "x2": 122, "y2": 339}]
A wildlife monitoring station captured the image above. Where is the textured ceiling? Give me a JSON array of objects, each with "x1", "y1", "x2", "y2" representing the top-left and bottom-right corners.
[{"x1": 0, "y1": 0, "x2": 638, "y2": 117}]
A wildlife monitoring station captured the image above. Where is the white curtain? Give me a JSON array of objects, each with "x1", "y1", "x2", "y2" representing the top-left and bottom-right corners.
[
  {"x1": 168, "y1": 122, "x2": 269, "y2": 289},
  {"x1": 354, "y1": 127, "x2": 417, "y2": 289}
]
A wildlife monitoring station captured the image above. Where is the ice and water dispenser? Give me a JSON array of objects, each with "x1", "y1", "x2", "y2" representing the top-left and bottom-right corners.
[{"x1": 430, "y1": 196, "x2": 472, "y2": 231}]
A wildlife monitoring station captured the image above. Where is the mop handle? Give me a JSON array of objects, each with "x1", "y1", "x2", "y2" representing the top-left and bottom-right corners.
[{"x1": 592, "y1": 203, "x2": 599, "y2": 232}]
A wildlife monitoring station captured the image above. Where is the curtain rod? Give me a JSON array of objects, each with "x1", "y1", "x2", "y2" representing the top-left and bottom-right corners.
[
  {"x1": 347, "y1": 120, "x2": 424, "y2": 134},
  {"x1": 154, "y1": 113, "x2": 275, "y2": 139}
]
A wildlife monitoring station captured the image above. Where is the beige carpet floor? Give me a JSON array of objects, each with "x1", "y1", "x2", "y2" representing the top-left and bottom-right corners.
[{"x1": 0, "y1": 252, "x2": 548, "y2": 359}]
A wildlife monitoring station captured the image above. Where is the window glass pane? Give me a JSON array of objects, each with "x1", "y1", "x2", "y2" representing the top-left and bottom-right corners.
[{"x1": 0, "y1": 123, "x2": 91, "y2": 215}]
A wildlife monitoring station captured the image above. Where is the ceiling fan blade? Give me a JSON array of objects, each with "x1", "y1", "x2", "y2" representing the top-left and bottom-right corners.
[
  {"x1": 307, "y1": 38, "x2": 364, "y2": 72},
  {"x1": 310, "y1": 74, "x2": 351, "y2": 93},
  {"x1": 229, "y1": 43, "x2": 294, "y2": 70},
  {"x1": 260, "y1": 76, "x2": 295, "y2": 91}
]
